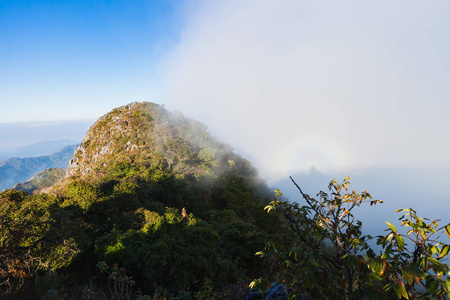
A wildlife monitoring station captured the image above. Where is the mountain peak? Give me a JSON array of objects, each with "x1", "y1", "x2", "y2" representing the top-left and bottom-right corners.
[
  {"x1": 66, "y1": 102, "x2": 164, "y2": 178},
  {"x1": 56, "y1": 101, "x2": 259, "y2": 191}
]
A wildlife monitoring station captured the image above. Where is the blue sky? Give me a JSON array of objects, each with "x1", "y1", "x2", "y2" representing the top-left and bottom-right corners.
[
  {"x1": 1, "y1": 0, "x2": 450, "y2": 228},
  {"x1": 0, "y1": 0, "x2": 182, "y2": 122}
]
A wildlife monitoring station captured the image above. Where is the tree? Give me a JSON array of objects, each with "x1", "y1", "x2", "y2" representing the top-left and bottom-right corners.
[
  {"x1": 0, "y1": 190, "x2": 79, "y2": 296},
  {"x1": 251, "y1": 177, "x2": 450, "y2": 299}
]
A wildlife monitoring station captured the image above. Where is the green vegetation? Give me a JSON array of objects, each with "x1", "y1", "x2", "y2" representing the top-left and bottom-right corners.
[
  {"x1": 13, "y1": 168, "x2": 66, "y2": 194},
  {"x1": 2, "y1": 102, "x2": 449, "y2": 299},
  {"x1": 251, "y1": 177, "x2": 450, "y2": 299},
  {"x1": 0, "y1": 102, "x2": 282, "y2": 299},
  {"x1": 0, "y1": 173, "x2": 277, "y2": 298}
]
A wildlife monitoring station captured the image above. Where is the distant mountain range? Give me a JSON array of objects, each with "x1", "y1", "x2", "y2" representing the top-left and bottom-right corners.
[
  {"x1": 0, "y1": 139, "x2": 77, "y2": 162},
  {"x1": 0, "y1": 145, "x2": 76, "y2": 191}
]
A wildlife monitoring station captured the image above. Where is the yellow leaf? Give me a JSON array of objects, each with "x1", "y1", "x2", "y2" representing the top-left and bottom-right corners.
[{"x1": 445, "y1": 224, "x2": 450, "y2": 240}]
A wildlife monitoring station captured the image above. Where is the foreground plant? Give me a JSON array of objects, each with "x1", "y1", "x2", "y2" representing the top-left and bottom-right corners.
[
  {"x1": 251, "y1": 177, "x2": 450, "y2": 299},
  {"x1": 376, "y1": 208, "x2": 450, "y2": 299}
]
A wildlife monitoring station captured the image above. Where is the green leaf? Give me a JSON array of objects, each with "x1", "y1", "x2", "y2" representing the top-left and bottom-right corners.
[
  {"x1": 385, "y1": 232, "x2": 394, "y2": 243},
  {"x1": 393, "y1": 282, "x2": 409, "y2": 299},
  {"x1": 369, "y1": 272, "x2": 382, "y2": 281},
  {"x1": 395, "y1": 235, "x2": 405, "y2": 250},
  {"x1": 404, "y1": 265, "x2": 426, "y2": 285},
  {"x1": 386, "y1": 221, "x2": 398, "y2": 234},
  {"x1": 384, "y1": 282, "x2": 393, "y2": 293},
  {"x1": 445, "y1": 224, "x2": 450, "y2": 240},
  {"x1": 426, "y1": 244, "x2": 436, "y2": 255},
  {"x1": 428, "y1": 280, "x2": 439, "y2": 294},
  {"x1": 428, "y1": 257, "x2": 445, "y2": 270},
  {"x1": 439, "y1": 245, "x2": 450, "y2": 258},
  {"x1": 422, "y1": 257, "x2": 428, "y2": 269},
  {"x1": 369, "y1": 257, "x2": 386, "y2": 275}
]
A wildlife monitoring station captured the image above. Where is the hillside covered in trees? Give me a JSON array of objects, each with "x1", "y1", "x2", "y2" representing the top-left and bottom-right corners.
[
  {"x1": 2, "y1": 102, "x2": 450, "y2": 300},
  {"x1": 0, "y1": 102, "x2": 283, "y2": 299},
  {"x1": 13, "y1": 168, "x2": 66, "y2": 194}
]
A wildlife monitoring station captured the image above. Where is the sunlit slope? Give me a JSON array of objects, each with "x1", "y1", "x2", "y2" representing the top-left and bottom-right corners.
[
  {"x1": 50, "y1": 101, "x2": 271, "y2": 220},
  {"x1": 13, "y1": 168, "x2": 65, "y2": 194}
]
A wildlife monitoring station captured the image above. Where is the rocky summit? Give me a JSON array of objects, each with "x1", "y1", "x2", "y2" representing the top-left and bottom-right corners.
[{"x1": 61, "y1": 102, "x2": 260, "y2": 187}]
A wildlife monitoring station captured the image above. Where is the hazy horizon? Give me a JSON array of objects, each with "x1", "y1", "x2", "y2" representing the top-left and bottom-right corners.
[{"x1": 0, "y1": 120, "x2": 93, "y2": 152}]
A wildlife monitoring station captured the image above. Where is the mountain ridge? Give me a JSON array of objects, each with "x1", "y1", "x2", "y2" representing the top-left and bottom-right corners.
[
  {"x1": 0, "y1": 139, "x2": 78, "y2": 162},
  {"x1": 13, "y1": 168, "x2": 66, "y2": 194},
  {"x1": 0, "y1": 145, "x2": 76, "y2": 191},
  {"x1": 0, "y1": 102, "x2": 283, "y2": 298},
  {"x1": 51, "y1": 102, "x2": 266, "y2": 197}
]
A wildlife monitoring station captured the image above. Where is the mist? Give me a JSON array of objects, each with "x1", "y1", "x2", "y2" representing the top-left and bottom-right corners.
[
  {"x1": 161, "y1": 1, "x2": 450, "y2": 224},
  {"x1": 0, "y1": 121, "x2": 92, "y2": 152}
]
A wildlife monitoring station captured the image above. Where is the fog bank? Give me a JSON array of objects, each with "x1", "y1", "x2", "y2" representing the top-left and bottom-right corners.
[{"x1": 162, "y1": 0, "x2": 450, "y2": 186}]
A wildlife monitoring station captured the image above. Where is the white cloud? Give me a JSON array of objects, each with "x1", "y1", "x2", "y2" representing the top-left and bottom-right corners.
[
  {"x1": 25, "y1": 122, "x2": 61, "y2": 128},
  {"x1": 162, "y1": 0, "x2": 450, "y2": 182}
]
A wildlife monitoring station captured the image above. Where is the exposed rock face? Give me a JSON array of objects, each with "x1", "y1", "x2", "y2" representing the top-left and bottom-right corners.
[
  {"x1": 66, "y1": 102, "x2": 162, "y2": 178},
  {"x1": 61, "y1": 102, "x2": 259, "y2": 187},
  {"x1": 66, "y1": 102, "x2": 142, "y2": 177}
]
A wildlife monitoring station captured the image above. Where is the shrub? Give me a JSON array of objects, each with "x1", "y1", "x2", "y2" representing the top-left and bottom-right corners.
[{"x1": 252, "y1": 177, "x2": 450, "y2": 299}]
